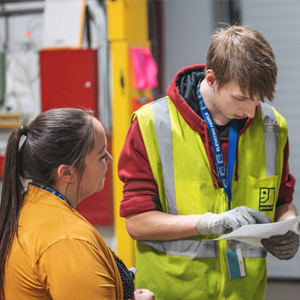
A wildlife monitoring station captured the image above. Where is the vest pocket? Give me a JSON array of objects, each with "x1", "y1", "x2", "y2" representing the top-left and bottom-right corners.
[{"x1": 244, "y1": 174, "x2": 278, "y2": 221}]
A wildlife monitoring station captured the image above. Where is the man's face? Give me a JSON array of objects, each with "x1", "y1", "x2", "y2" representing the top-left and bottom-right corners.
[{"x1": 212, "y1": 81, "x2": 260, "y2": 124}]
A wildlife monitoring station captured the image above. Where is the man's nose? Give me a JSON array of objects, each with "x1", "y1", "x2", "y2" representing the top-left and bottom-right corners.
[{"x1": 244, "y1": 101, "x2": 258, "y2": 119}]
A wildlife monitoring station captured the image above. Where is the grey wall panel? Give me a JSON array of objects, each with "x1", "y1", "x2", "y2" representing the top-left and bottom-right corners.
[
  {"x1": 162, "y1": 0, "x2": 212, "y2": 92},
  {"x1": 242, "y1": 0, "x2": 300, "y2": 278}
]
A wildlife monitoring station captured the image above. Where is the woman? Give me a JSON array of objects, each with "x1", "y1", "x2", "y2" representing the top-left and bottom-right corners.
[{"x1": 0, "y1": 108, "x2": 154, "y2": 300}]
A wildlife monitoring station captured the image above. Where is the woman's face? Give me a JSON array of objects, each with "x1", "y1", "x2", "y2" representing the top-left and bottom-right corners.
[{"x1": 78, "y1": 118, "x2": 113, "y2": 200}]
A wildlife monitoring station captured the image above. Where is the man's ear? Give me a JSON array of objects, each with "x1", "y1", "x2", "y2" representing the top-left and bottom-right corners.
[
  {"x1": 57, "y1": 164, "x2": 76, "y2": 183},
  {"x1": 205, "y1": 69, "x2": 217, "y2": 88}
]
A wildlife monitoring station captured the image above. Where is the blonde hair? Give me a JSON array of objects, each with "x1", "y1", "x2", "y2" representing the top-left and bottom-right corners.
[{"x1": 206, "y1": 25, "x2": 277, "y2": 102}]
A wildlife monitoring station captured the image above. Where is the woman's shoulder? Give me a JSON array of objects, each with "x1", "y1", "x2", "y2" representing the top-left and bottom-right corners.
[{"x1": 18, "y1": 189, "x2": 105, "y2": 263}]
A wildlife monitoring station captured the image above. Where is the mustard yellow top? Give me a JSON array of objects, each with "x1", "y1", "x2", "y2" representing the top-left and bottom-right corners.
[{"x1": 4, "y1": 184, "x2": 123, "y2": 300}]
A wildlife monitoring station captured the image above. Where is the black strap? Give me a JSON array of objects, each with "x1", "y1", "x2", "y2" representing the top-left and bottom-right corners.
[{"x1": 111, "y1": 249, "x2": 135, "y2": 299}]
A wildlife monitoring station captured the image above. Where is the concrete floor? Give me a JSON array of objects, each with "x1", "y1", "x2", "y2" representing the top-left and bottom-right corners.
[{"x1": 265, "y1": 281, "x2": 300, "y2": 300}]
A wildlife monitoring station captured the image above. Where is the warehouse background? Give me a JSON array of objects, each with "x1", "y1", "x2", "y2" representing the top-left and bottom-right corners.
[{"x1": 1, "y1": 0, "x2": 300, "y2": 284}]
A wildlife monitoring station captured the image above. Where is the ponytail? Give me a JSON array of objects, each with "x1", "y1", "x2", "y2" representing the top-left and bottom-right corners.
[
  {"x1": 0, "y1": 126, "x2": 26, "y2": 294},
  {"x1": 0, "y1": 108, "x2": 95, "y2": 297}
]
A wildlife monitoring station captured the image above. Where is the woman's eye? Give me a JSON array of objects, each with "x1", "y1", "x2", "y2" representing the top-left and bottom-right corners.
[{"x1": 100, "y1": 154, "x2": 107, "y2": 160}]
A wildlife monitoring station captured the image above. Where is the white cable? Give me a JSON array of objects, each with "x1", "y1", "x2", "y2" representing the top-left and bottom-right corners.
[
  {"x1": 89, "y1": 3, "x2": 111, "y2": 132},
  {"x1": 5, "y1": 52, "x2": 39, "y2": 120},
  {"x1": 26, "y1": 14, "x2": 44, "y2": 50},
  {"x1": 0, "y1": 32, "x2": 4, "y2": 51}
]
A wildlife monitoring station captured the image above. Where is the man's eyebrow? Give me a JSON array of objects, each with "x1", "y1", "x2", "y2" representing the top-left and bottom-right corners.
[{"x1": 233, "y1": 93, "x2": 250, "y2": 99}]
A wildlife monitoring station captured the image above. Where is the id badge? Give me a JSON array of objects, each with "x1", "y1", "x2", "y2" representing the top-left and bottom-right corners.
[{"x1": 225, "y1": 247, "x2": 246, "y2": 280}]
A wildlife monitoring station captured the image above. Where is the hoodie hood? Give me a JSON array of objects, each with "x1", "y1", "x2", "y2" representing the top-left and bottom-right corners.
[
  {"x1": 166, "y1": 64, "x2": 257, "y2": 188},
  {"x1": 167, "y1": 64, "x2": 207, "y2": 135},
  {"x1": 166, "y1": 64, "x2": 255, "y2": 137}
]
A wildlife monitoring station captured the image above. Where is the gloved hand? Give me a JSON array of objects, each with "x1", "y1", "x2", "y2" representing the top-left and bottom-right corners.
[
  {"x1": 195, "y1": 206, "x2": 271, "y2": 235},
  {"x1": 261, "y1": 220, "x2": 300, "y2": 260}
]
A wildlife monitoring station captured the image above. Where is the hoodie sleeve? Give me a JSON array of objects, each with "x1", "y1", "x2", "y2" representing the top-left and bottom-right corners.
[
  {"x1": 118, "y1": 118, "x2": 161, "y2": 217},
  {"x1": 277, "y1": 138, "x2": 295, "y2": 206}
]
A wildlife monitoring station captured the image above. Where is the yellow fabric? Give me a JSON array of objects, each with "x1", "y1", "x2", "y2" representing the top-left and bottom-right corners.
[
  {"x1": 134, "y1": 98, "x2": 287, "y2": 300},
  {"x1": 4, "y1": 184, "x2": 123, "y2": 300}
]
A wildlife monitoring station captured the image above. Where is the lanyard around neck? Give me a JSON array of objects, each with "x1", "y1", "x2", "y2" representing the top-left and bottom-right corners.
[
  {"x1": 196, "y1": 79, "x2": 238, "y2": 210},
  {"x1": 32, "y1": 183, "x2": 73, "y2": 207}
]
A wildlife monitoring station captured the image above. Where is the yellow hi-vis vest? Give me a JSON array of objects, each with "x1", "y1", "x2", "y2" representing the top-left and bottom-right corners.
[{"x1": 132, "y1": 96, "x2": 288, "y2": 300}]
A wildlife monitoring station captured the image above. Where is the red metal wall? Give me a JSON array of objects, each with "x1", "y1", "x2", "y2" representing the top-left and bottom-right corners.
[{"x1": 40, "y1": 49, "x2": 113, "y2": 225}]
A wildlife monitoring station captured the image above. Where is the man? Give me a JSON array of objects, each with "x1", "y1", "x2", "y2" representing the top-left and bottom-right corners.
[{"x1": 118, "y1": 26, "x2": 298, "y2": 299}]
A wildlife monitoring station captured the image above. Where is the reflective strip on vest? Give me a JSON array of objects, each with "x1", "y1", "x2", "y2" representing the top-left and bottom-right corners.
[
  {"x1": 227, "y1": 240, "x2": 267, "y2": 258},
  {"x1": 141, "y1": 239, "x2": 218, "y2": 258},
  {"x1": 260, "y1": 102, "x2": 279, "y2": 177},
  {"x1": 141, "y1": 239, "x2": 267, "y2": 258},
  {"x1": 141, "y1": 99, "x2": 274, "y2": 259},
  {"x1": 152, "y1": 97, "x2": 178, "y2": 215}
]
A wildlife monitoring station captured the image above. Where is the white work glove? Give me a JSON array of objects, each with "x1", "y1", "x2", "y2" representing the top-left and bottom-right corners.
[
  {"x1": 261, "y1": 220, "x2": 300, "y2": 260},
  {"x1": 195, "y1": 206, "x2": 271, "y2": 235}
]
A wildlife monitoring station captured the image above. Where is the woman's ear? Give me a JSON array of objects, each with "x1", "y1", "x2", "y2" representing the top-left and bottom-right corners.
[
  {"x1": 57, "y1": 164, "x2": 76, "y2": 183},
  {"x1": 205, "y1": 69, "x2": 217, "y2": 88}
]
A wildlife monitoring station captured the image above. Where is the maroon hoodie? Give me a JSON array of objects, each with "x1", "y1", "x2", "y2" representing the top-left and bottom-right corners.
[{"x1": 118, "y1": 65, "x2": 295, "y2": 217}]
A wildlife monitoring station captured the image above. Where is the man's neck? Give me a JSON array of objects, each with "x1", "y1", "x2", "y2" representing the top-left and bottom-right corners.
[{"x1": 200, "y1": 79, "x2": 231, "y2": 126}]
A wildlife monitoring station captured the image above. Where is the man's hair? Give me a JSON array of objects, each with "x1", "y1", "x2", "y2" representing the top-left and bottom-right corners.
[{"x1": 206, "y1": 25, "x2": 277, "y2": 102}]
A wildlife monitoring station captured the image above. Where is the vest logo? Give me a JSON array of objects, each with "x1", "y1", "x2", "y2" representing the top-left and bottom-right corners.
[{"x1": 259, "y1": 188, "x2": 275, "y2": 211}]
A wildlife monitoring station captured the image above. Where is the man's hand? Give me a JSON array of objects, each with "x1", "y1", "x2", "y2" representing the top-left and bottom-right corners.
[
  {"x1": 195, "y1": 206, "x2": 271, "y2": 235},
  {"x1": 261, "y1": 221, "x2": 300, "y2": 260}
]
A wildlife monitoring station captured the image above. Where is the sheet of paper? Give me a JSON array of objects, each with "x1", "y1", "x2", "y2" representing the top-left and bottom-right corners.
[{"x1": 214, "y1": 216, "x2": 300, "y2": 247}]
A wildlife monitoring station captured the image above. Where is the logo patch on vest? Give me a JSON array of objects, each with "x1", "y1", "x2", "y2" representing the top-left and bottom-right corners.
[{"x1": 259, "y1": 188, "x2": 275, "y2": 211}]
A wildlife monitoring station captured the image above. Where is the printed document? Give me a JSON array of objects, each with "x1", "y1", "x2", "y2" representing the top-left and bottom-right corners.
[{"x1": 215, "y1": 216, "x2": 300, "y2": 247}]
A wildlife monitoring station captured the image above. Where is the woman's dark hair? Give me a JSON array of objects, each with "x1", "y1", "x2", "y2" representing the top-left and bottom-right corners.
[{"x1": 0, "y1": 108, "x2": 95, "y2": 295}]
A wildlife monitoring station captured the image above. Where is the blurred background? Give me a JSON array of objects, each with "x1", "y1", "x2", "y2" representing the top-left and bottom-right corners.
[{"x1": 0, "y1": 0, "x2": 300, "y2": 297}]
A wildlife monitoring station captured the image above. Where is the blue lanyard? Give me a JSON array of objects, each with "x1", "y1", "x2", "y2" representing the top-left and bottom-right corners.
[
  {"x1": 32, "y1": 183, "x2": 73, "y2": 207},
  {"x1": 196, "y1": 80, "x2": 238, "y2": 210}
]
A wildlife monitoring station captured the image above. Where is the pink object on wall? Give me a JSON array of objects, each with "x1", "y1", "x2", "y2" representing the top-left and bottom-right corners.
[{"x1": 130, "y1": 47, "x2": 158, "y2": 90}]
